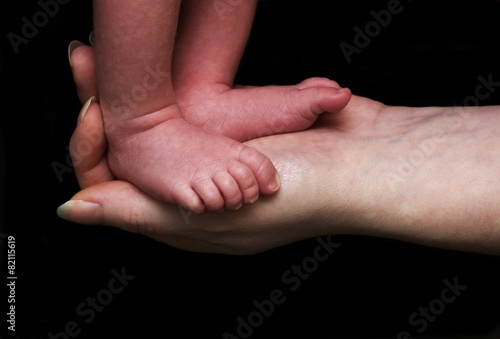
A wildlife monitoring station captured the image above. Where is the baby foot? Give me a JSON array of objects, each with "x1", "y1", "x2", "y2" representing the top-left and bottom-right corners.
[
  {"x1": 177, "y1": 77, "x2": 352, "y2": 141},
  {"x1": 105, "y1": 106, "x2": 279, "y2": 214}
]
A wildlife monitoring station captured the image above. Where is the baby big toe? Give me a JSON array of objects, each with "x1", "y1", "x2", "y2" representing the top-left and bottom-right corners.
[
  {"x1": 236, "y1": 148, "x2": 279, "y2": 197},
  {"x1": 297, "y1": 77, "x2": 341, "y2": 89}
]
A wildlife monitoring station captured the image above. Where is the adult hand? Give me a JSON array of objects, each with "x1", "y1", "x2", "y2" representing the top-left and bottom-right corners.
[{"x1": 59, "y1": 42, "x2": 500, "y2": 256}]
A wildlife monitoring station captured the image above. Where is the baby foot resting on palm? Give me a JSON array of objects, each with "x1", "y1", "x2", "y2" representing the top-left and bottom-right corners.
[
  {"x1": 105, "y1": 77, "x2": 349, "y2": 213},
  {"x1": 176, "y1": 77, "x2": 352, "y2": 141},
  {"x1": 104, "y1": 104, "x2": 279, "y2": 214},
  {"x1": 70, "y1": 46, "x2": 348, "y2": 214}
]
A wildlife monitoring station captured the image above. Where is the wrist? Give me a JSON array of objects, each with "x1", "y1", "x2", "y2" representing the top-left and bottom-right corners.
[{"x1": 333, "y1": 103, "x2": 500, "y2": 253}]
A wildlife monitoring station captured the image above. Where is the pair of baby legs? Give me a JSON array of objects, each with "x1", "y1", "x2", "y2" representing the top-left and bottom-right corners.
[{"x1": 93, "y1": 0, "x2": 351, "y2": 213}]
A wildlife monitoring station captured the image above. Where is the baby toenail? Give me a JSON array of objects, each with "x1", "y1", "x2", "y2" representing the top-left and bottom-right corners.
[{"x1": 269, "y1": 173, "x2": 281, "y2": 192}]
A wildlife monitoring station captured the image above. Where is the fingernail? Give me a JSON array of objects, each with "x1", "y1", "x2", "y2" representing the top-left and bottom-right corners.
[
  {"x1": 89, "y1": 31, "x2": 95, "y2": 46},
  {"x1": 269, "y1": 173, "x2": 281, "y2": 192},
  {"x1": 249, "y1": 195, "x2": 259, "y2": 204},
  {"x1": 67, "y1": 40, "x2": 84, "y2": 67},
  {"x1": 79, "y1": 96, "x2": 96, "y2": 123},
  {"x1": 56, "y1": 200, "x2": 100, "y2": 221}
]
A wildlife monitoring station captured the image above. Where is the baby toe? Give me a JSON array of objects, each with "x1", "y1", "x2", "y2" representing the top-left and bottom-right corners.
[
  {"x1": 212, "y1": 171, "x2": 243, "y2": 210},
  {"x1": 227, "y1": 158, "x2": 260, "y2": 204},
  {"x1": 297, "y1": 77, "x2": 341, "y2": 89},
  {"x1": 235, "y1": 147, "x2": 279, "y2": 197},
  {"x1": 172, "y1": 184, "x2": 206, "y2": 215},
  {"x1": 192, "y1": 177, "x2": 225, "y2": 213}
]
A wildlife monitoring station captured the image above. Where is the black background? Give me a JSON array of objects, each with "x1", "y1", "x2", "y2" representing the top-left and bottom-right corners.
[{"x1": 2, "y1": 0, "x2": 500, "y2": 338}]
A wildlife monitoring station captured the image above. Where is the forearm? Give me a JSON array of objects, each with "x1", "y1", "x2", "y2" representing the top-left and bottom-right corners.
[
  {"x1": 325, "y1": 103, "x2": 500, "y2": 255},
  {"x1": 93, "y1": 0, "x2": 179, "y2": 122},
  {"x1": 172, "y1": 0, "x2": 258, "y2": 95}
]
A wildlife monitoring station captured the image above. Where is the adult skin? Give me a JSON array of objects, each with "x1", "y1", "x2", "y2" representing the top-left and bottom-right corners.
[{"x1": 59, "y1": 44, "x2": 500, "y2": 256}]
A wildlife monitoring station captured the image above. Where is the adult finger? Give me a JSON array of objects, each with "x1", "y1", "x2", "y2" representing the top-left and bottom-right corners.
[
  {"x1": 70, "y1": 97, "x2": 114, "y2": 188},
  {"x1": 68, "y1": 40, "x2": 98, "y2": 104}
]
